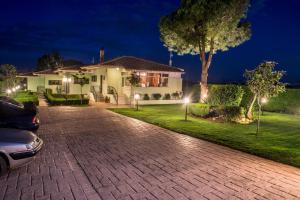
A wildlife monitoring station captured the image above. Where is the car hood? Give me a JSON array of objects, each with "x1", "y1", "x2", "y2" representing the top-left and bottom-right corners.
[{"x1": 0, "y1": 128, "x2": 36, "y2": 144}]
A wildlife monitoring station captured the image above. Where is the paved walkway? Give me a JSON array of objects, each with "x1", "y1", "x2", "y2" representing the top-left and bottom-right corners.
[{"x1": 1, "y1": 106, "x2": 300, "y2": 200}]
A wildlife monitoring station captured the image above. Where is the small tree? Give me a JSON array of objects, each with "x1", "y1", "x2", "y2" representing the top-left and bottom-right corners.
[
  {"x1": 0, "y1": 64, "x2": 17, "y2": 91},
  {"x1": 72, "y1": 73, "x2": 89, "y2": 104},
  {"x1": 244, "y1": 61, "x2": 285, "y2": 135},
  {"x1": 159, "y1": 0, "x2": 251, "y2": 102},
  {"x1": 128, "y1": 72, "x2": 140, "y2": 104}
]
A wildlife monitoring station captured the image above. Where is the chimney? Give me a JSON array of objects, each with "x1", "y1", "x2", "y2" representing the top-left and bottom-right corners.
[{"x1": 100, "y1": 48, "x2": 104, "y2": 63}]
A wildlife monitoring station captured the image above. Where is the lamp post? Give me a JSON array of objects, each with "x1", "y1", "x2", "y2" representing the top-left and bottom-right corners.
[
  {"x1": 184, "y1": 97, "x2": 190, "y2": 121},
  {"x1": 261, "y1": 97, "x2": 268, "y2": 115},
  {"x1": 134, "y1": 94, "x2": 140, "y2": 111}
]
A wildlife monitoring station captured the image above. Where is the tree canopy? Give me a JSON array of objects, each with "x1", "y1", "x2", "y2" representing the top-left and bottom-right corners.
[
  {"x1": 244, "y1": 61, "x2": 286, "y2": 133},
  {"x1": 0, "y1": 64, "x2": 17, "y2": 90},
  {"x1": 160, "y1": 0, "x2": 251, "y2": 55},
  {"x1": 37, "y1": 52, "x2": 63, "y2": 71},
  {"x1": 159, "y1": 0, "x2": 251, "y2": 102}
]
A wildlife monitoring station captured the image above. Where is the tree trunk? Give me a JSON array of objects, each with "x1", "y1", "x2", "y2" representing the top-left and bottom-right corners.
[
  {"x1": 256, "y1": 96, "x2": 262, "y2": 137},
  {"x1": 199, "y1": 38, "x2": 214, "y2": 103},
  {"x1": 200, "y1": 64, "x2": 208, "y2": 103},
  {"x1": 246, "y1": 94, "x2": 257, "y2": 119}
]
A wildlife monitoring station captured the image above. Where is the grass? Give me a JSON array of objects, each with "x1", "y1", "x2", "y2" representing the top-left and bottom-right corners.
[
  {"x1": 1, "y1": 91, "x2": 39, "y2": 105},
  {"x1": 110, "y1": 104, "x2": 300, "y2": 168},
  {"x1": 264, "y1": 88, "x2": 300, "y2": 114}
]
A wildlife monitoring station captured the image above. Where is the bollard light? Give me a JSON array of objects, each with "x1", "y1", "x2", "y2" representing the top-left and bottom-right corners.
[
  {"x1": 261, "y1": 97, "x2": 268, "y2": 104},
  {"x1": 134, "y1": 94, "x2": 140, "y2": 111},
  {"x1": 184, "y1": 97, "x2": 190, "y2": 121},
  {"x1": 6, "y1": 89, "x2": 12, "y2": 95}
]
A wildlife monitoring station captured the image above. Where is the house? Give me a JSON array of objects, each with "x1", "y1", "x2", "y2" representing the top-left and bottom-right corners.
[{"x1": 20, "y1": 50, "x2": 184, "y2": 104}]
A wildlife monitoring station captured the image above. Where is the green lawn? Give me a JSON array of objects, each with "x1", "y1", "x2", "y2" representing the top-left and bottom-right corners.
[
  {"x1": 14, "y1": 91, "x2": 39, "y2": 105},
  {"x1": 1, "y1": 91, "x2": 39, "y2": 105},
  {"x1": 109, "y1": 104, "x2": 300, "y2": 168}
]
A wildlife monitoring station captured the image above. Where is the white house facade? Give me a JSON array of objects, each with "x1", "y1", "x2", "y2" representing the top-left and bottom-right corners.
[{"x1": 20, "y1": 55, "x2": 184, "y2": 105}]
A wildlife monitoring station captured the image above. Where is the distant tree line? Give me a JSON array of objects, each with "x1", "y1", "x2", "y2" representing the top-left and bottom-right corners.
[{"x1": 36, "y1": 51, "x2": 83, "y2": 71}]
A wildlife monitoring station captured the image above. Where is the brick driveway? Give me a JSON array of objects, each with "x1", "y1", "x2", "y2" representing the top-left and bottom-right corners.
[{"x1": 1, "y1": 107, "x2": 300, "y2": 200}]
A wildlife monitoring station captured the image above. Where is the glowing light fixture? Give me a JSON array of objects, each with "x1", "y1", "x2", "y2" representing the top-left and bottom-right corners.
[
  {"x1": 6, "y1": 89, "x2": 12, "y2": 94},
  {"x1": 184, "y1": 97, "x2": 190, "y2": 121},
  {"x1": 134, "y1": 94, "x2": 140, "y2": 111},
  {"x1": 261, "y1": 97, "x2": 268, "y2": 104},
  {"x1": 134, "y1": 94, "x2": 140, "y2": 100},
  {"x1": 62, "y1": 76, "x2": 68, "y2": 82},
  {"x1": 12, "y1": 88, "x2": 16, "y2": 92},
  {"x1": 184, "y1": 97, "x2": 190, "y2": 104}
]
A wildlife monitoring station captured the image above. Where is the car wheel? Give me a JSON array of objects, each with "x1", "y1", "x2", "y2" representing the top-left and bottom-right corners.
[{"x1": 0, "y1": 156, "x2": 8, "y2": 176}]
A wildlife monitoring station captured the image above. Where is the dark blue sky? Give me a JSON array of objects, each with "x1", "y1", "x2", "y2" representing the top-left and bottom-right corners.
[{"x1": 0, "y1": 0, "x2": 300, "y2": 84}]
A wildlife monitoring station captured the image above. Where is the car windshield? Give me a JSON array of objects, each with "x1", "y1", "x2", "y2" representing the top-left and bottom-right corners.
[{"x1": 0, "y1": 96, "x2": 24, "y2": 108}]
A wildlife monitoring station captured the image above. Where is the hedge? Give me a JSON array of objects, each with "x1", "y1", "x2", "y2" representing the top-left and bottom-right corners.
[
  {"x1": 45, "y1": 89, "x2": 89, "y2": 105},
  {"x1": 207, "y1": 84, "x2": 244, "y2": 106}
]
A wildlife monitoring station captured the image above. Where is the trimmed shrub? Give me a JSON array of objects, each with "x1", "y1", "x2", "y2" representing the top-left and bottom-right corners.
[
  {"x1": 171, "y1": 92, "x2": 180, "y2": 99},
  {"x1": 209, "y1": 106, "x2": 245, "y2": 122},
  {"x1": 163, "y1": 93, "x2": 171, "y2": 100},
  {"x1": 208, "y1": 84, "x2": 244, "y2": 106},
  {"x1": 45, "y1": 89, "x2": 89, "y2": 105},
  {"x1": 143, "y1": 93, "x2": 150, "y2": 100},
  {"x1": 152, "y1": 93, "x2": 162, "y2": 100},
  {"x1": 190, "y1": 103, "x2": 210, "y2": 117}
]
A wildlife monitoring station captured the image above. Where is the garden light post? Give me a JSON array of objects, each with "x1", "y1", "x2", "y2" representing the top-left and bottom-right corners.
[
  {"x1": 184, "y1": 97, "x2": 190, "y2": 121},
  {"x1": 261, "y1": 97, "x2": 268, "y2": 115},
  {"x1": 134, "y1": 94, "x2": 140, "y2": 111}
]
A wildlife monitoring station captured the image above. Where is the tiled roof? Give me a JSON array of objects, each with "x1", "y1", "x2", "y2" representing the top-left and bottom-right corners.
[
  {"x1": 100, "y1": 56, "x2": 184, "y2": 72},
  {"x1": 33, "y1": 69, "x2": 58, "y2": 75}
]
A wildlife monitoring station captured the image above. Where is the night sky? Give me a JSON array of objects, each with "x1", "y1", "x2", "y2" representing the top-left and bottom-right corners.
[{"x1": 1, "y1": 0, "x2": 300, "y2": 84}]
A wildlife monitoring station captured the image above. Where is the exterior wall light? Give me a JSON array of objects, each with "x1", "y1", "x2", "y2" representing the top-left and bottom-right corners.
[
  {"x1": 62, "y1": 77, "x2": 68, "y2": 82},
  {"x1": 184, "y1": 97, "x2": 190, "y2": 121}
]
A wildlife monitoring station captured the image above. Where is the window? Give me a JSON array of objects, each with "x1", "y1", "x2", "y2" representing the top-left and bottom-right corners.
[
  {"x1": 74, "y1": 77, "x2": 89, "y2": 84},
  {"x1": 160, "y1": 74, "x2": 169, "y2": 87},
  {"x1": 91, "y1": 75, "x2": 97, "y2": 82},
  {"x1": 121, "y1": 72, "x2": 131, "y2": 87},
  {"x1": 136, "y1": 72, "x2": 168, "y2": 87},
  {"x1": 48, "y1": 80, "x2": 62, "y2": 85}
]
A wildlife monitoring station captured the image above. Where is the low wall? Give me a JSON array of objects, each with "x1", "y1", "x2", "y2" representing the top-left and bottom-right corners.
[{"x1": 137, "y1": 99, "x2": 184, "y2": 105}]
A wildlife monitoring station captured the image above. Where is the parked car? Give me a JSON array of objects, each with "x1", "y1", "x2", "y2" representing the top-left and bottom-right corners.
[
  {"x1": 0, "y1": 97, "x2": 39, "y2": 131},
  {"x1": 0, "y1": 128, "x2": 43, "y2": 175}
]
